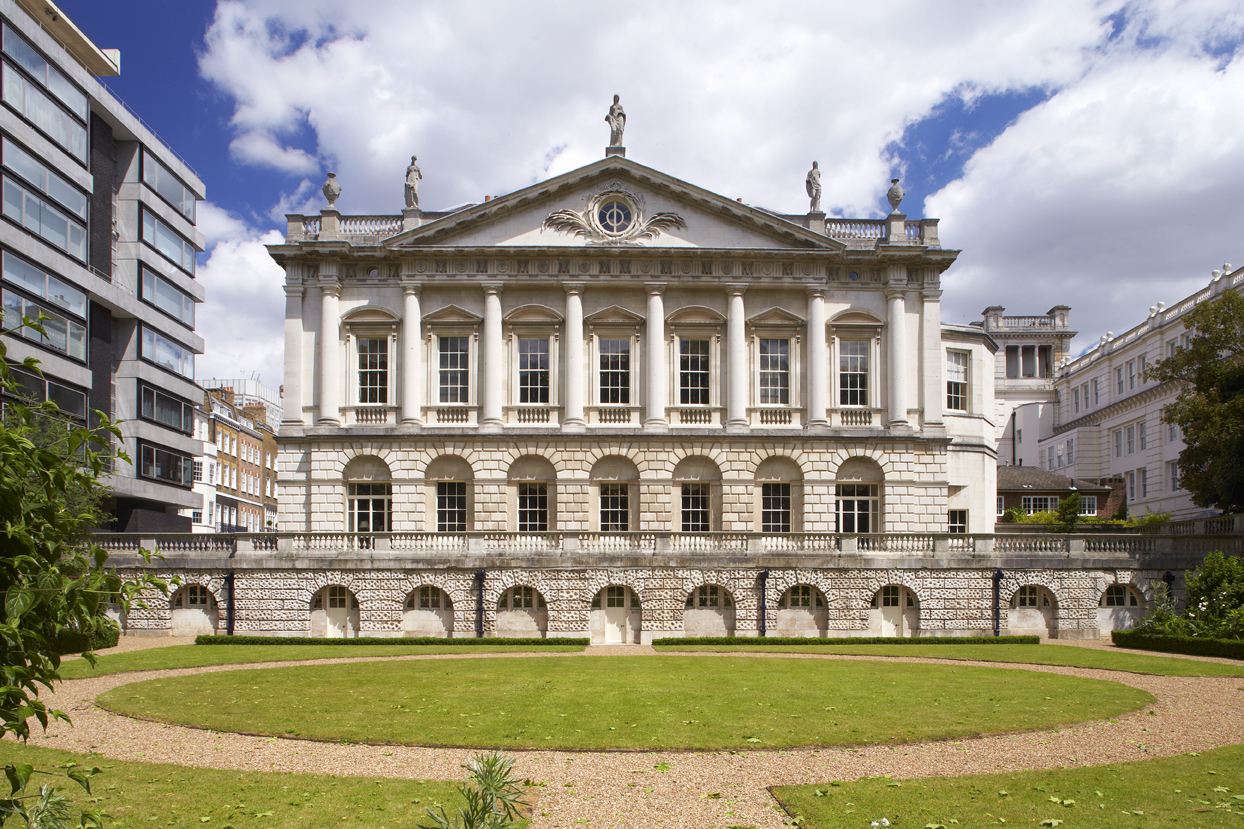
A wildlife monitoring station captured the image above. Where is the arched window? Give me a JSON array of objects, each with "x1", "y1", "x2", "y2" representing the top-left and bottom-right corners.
[
  {"x1": 499, "y1": 585, "x2": 546, "y2": 610},
  {"x1": 425, "y1": 455, "x2": 473, "y2": 532},
  {"x1": 1013, "y1": 585, "x2": 1053, "y2": 608},
  {"x1": 173, "y1": 584, "x2": 216, "y2": 609},
  {"x1": 344, "y1": 456, "x2": 391, "y2": 539},
  {"x1": 509, "y1": 456, "x2": 556, "y2": 532},
  {"x1": 755, "y1": 456, "x2": 803, "y2": 533},
  {"x1": 685, "y1": 585, "x2": 733, "y2": 609},
  {"x1": 780, "y1": 584, "x2": 824, "y2": 608},
  {"x1": 835, "y1": 457, "x2": 883, "y2": 533},
  {"x1": 673, "y1": 456, "x2": 721, "y2": 532},
  {"x1": 406, "y1": 586, "x2": 452, "y2": 610},
  {"x1": 1100, "y1": 585, "x2": 1140, "y2": 607},
  {"x1": 870, "y1": 585, "x2": 916, "y2": 609}
]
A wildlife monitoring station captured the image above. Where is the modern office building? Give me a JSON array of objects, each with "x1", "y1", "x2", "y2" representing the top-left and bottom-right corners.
[{"x1": 0, "y1": 0, "x2": 205, "y2": 530}]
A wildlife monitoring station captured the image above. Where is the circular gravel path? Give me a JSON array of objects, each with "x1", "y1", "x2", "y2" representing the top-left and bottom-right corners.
[{"x1": 27, "y1": 645, "x2": 1244, "y2": 829}]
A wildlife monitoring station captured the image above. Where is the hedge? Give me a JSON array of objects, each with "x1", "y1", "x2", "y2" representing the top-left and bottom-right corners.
[
  {"x1": 652, "y1": 635, "x2": 1040, "y2": 646},
  {"x1": 194, "y1": 635, "x2": 589, "y2": 647},
  {"x1": 55, "y1": 623, "x2": 121, "y2": 655},
  {"x1": 1111, "y1": 630, "x2": 1244, "y2": 660}
]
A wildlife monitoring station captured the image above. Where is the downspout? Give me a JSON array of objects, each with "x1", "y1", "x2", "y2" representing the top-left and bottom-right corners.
[
  {"x1": 758, "y1": 568, "x2": 770, "y2": 638},
  {"x1": 992, "y1": 569, "x2": 1003, "y2": 637},
  {"x1": 1010, "y1": 411, "x2": 1017, "y2": 467},
  {"x1": 475, "y1": 569, "x2": 486, "y2": 638}
]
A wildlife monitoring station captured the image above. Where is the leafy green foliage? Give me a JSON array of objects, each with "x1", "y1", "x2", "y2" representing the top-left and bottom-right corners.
[
  {"x1": 1147, "y1": 290, "x2": 1244, "y2": 513},
  {"x1": 1134, "y1": 552, "x2": 1244, "y2": 640},
  {"x1": 419, "y1": 752, "x2": 525, "y2": 829},
  {"x1": 1054, "y1": 492, "x2": 1082, "y2": 532},
  {"x1": 1112, "y1": 630, "x2": 1244, "y2": 660},
  {"x1": 654, "y1": 636, "x2": 1041, "y2": 646}
]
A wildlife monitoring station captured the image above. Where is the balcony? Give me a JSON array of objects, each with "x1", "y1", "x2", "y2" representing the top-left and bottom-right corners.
[{"x1": 343, "y1": 406, "x2": 398, "y2": 426}]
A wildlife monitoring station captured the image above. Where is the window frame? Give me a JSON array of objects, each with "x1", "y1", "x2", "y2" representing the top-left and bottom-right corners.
[
  {"x1": 140, "y1": 205, "x2": 197, "y2": 275},
  {"x1": 139, "y1": 382, "x2": 194, "y2": 435},
  {"x1": 139, "y1": 324, "x2": 195, "y2": 379},
  {"x1": 2, "y1": 174, "x2": 86, "y2": 260},
  {"x1": 0, "y1": 60, "x2": 87, "y2": 164},
  {"x1": 139, "y1": 264, "x2": 195, "y2": 328},
  {"x1": 434, "y1": 332, "x2": 473, "y2": 405},
  {"x1": 835, "y1": 483, "x2": 880, "y2": 533},
  {"x1": 595, "y1": 332, "x2": 635, "y2": 406},
  {"x1": 137, "y1": 440, "x2": 194, "y2": 488},
  {"x1": 945, "y1": 349, "x2": 970, "y2": 412},
  {"x1": 140, "y1": 147, "x2": 197, "y2": 222},
  {"x1": 1, "y1": 136, "x2": 87, "y2": 219},
  {"x1": 834, "y1": 336, "x2": 875, "y2": 409},
  {"x1": 347, "y1": 481, "x2": 392, "y2": 534},
  {"x1": 2, "y1": 284, "x2": 86, "y2": 361}
]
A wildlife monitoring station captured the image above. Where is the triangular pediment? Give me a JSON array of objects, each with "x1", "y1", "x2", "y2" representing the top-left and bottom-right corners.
[
  {"x1": 385, "y1": 157, "x2": 843, "y2": 252},
  {"x1": 423, "y1": 304, "x2": 482, "y2": 324},
  {"x1": 748, "y1": 307, "x2": 806, "y2": 326},
  {"x1": 584, "y1": 305, "x2": 645, "y2": 325}
]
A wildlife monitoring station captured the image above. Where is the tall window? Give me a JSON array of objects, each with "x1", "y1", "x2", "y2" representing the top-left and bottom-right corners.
[
  {"x1": 1126, "y1": 425, "x2": 1135, "y2": 455},
  {"x1": 1114, "y1": 429, "x2": 1123, "y2": 459},
  {"x1": 599, "y1": 483, "x2": 630, "y2": 531},
  {"x1": 681, "y1": 483, "x2": 711, "y2": 532},
  {"x1": 1072, "y1": 387, "x2": 1080, "y2": 414},
  {"x1": 1139, "y1": 467, "x2": 1148, "y2": 498},
  {"x1": 436, "y1": 481, "x2": 467, "y2": 531},
  {"x1": 946, "y1": 350, "x2": 969, "y2": 411},
  {"x1": 1168, "y1": 461, "x2": 1179, "y2": 492},
  {"x1": 679, "y1": 339, "x2": 710, "y2": 405},
  {"x1": 438, "y1": 336, "x2": 469, "y2": 403},
  {"x1": 1127, "y1": 360, "x2": 1136, "y2": 390},
  {"x1": 758, "y1": 338, "x2": 789, "y2": 405},
  {"x1": 839, "y1": 340, "x2": 868, "y2": 406},
  {"x1": 1138, "y1": 420, "x2": 1147, "y2": 451},
  {"x1": 1116, "y1": 367, "x2": 1124, "y2": 395},
  {"x1": 599, "y1": 338, "x2": 630, "y2": 404},
  {"x1": 1092, "y1": 378, "x2": 1099, "y2": 405},
  {"x1": 836, "y1": 484, "x2": 879, "y2": 533},
  {"x1": 517, "y1": 483, "x2": 548, "y2": 532},
  {"x1": 518, "y1": 338, "x2": 549, "y2": 404},
  {"x1": 348, "y1": 482, "x2": 390, "y2": 533},
  {"x1": 761, "y1": 483, "x2": 791, "y2": 532},
  {"x1": 357, "y1": 337, "x2": 388, "y2": 404}
]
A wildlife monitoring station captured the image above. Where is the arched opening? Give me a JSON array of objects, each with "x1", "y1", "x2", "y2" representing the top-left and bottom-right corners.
[
  {"x1": 344, "y1": 455, "x2": 391, "y2": 546},
  {"x1": 836, "y1": 457, "x2": 883, "y2": 533},
  {"x1": 673, "y1": 456, "x2": 722, "y2": 533},
  {"x1": 497, "y1": 585, "x2": 547, "y2": 637},
  {"x1": 776, "y1": 584, "x2": 827, "y2": 637},
  {"x1": 403, "y1": 586, "x2": 454, "y2": 638},
  {"x1": 105, "y1": 593, "x2": 127, "y2": 635},
  {"x1": 509, "y1": 456, "x2": 557, "y2": 532},
  {"x1": 170, "y1": 585, "x2": 218, "y2": 637},
  {"x1": 425, "y1": 455, "x2": 474, "y2": 532},
  {"x1": 310, "y1": 585, "x2": 360, "y2": 638},
  {"x1": 683, "y1": 584, "x2": 735, "y2": 637},
  {"x1": 591, "y1": 456, "x2": 639, "y2": 532},
  {"x1": 1007, "y1": 585, "x2": 1058, "y2": 638},
  {"x1": 755, "y1": 456, "x2": 804, "y2": 533},
  {"x1": 1097, "y1": 584, "x2": 1145, "y2": 635},
  {"x1": 868, "y1": 585, "x2": 919, "y2": 637},
  {"x1": 589, "y1": 585, "x2": 642, "y2": 645}
]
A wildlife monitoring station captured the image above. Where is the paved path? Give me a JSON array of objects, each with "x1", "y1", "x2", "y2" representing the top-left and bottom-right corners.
[{"x1": 24, "y1": 646, "x2": 1244, "y2": 829}]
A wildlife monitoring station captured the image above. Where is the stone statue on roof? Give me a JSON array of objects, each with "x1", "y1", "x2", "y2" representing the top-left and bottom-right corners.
[
  {"x1": 404, "y1": 155, "x2": 422, "y2": 210},
  {"x1": 806, "y1": 161, "x2": 822, "y2": 213},
  {"x1": 606, "y1": 95, "x2": 626, "y2": 147}
]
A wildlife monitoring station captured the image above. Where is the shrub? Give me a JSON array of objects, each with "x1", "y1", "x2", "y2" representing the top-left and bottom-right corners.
[
  {"x1": 419, "y1": 751, "x2": 524, "y2": 829},
  {"x1": 1001, "y1": 507, "x2": 1025, "y2": 523},
  {"x1": 54, "y1": 620, "x2": 120, "y2": 654},
  {"x1": 1112, "y1": 629, "x2": 1244, "y2": 660},
  {"x1": 652, "y1": 635, "x2": 1040, "y2": 646},
  {"x1": 194, "y1": 635, "x2": 588, "y2": 646}
]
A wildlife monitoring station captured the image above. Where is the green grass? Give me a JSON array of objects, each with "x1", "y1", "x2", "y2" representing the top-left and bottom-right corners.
[
  {"x1": 58, "y1": 643, "x2": 585, "y2": 679},
  {"x1": 0, "y1": 742, "x2": 494, "y2": 829},
  {"x1": 774, "y1": 744, "x2": 1244, "y2": 828},
  {"x1": 651, "y1": 642, "x2": 1244, "y2": 675},
  {"x1": 97, "y1": 655, "x2": 1152, "y2": 751}
]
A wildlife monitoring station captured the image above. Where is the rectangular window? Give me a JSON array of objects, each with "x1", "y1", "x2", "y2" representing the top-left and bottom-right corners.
[
  {"x1": 681, "y1": 483, "x2": 710, "y2": 532},
  {"x1": 1138, "y1": 420, "x2": 1147, "y2": 450},
  {"x1": 1081, "y1": 382, "x2": 1090, "y2": 411},
  {"x1": 140, "y1": 384, "x2": 193, "y2": 433},
  {"x1": 759, "y1": 338, "x2": 789, "y2": 405},
  {"x1": 1072, "y1": 387, "x2": 1080, "y2": 414},
  {"x1": 836, "y1": 483, "x2": 879, "y2": 533},
  {"x1": 1, "y1": 288, "x2": 85, "y2": 359},
  {"x1": 1021, "y1": 495, "x2": 1059, "y2": 514},
  {"x1": 946, "y1": 349, "x2": 969, "y2": 411},
  {"x1": 1, "y1": 252, "x2": 85, "y2": 317},
  {"x1": 599, "y1": 483, "x2": 630, "y2": 532},
  {"x1": 192, "y1": 461, "x2": 203, "y2": 483},
  {"x1": 1055, "y1": 445, "x2": 1064, "y2": 468},
  {"x1": 1067, "y1": 438, "x2": 1075, "y2": 465},
  {"x1": 1140, "y1": 467, "x2": 1148, "y2": 498},
  {"x1": 141, "y1": 208, "x2": 196, "y2": 274},
  {"x1": 3, "y1": 177, "x2": 86, "y2": 259},
  {"x1": 997, "y1": 496, "x2": 1004, "y2": 517},
  {"x1": 1017, "y1": 428, "x2": 1022, "y2": 445},
  {"x1": 1138, "y1": 354, "x2": 1147, "y2": 380},
  {"x1": 761, "y1": 482, "x2": 791, "y2": 533},
  {"x1": 1114, "y1": 429, "x2": 1123, "y2": 459},
  {"x1": 2, "y1": 137, "x2": 86, "y2": 218},
  {"x1": 2, "y1": 24, "x2": 87, "y2": 120},
  {"x1": 44, "y1": 377, "x2": 84, "y2": 418},
  {"x1": 1127, "y1": 360, "x2": 1136, "y2": 390},
  {"x1": 140, "y1": 266, "x2": 195, "y2": 327},
  {"x1": 1169, "y1": 461, "x2": 1179, "y2": 492},
  {"x1": 1116, "y1": 367, "x2": 1124, "y2": 395},
  {"x1": 517, "y1": 482, "x2": 548, "y2": 532},
  {"x1": 1127, "y1": 471, "x2": 1136, "y2": 501},
  {"x1": 1080, "y1": 496, "x2": 1097, "y2": 516},
  {"x1": 1126, "y1": 425, "x2": 1135, "y2": 454},
  {"x1": 436, "y1": 481, "x2": 467, "y2": 532},
  {"x1": 139, "y1": 442, "x2": 192, "y2": 487},
  {"x1": 1093, "y1": 378, "x2": 1099, "y2": 405},
  {"x1": 348, "y1": 482, "x2": 391, "y2": 533},
  {"x1": 141, "y1": 148, "x2": 196, "y2": 221},
  {"x1": 518, "y1": 337, "x2": 549, "y2": 404},
  {"x1": 839, "y1": 340, "x2": 869, "y2": 406},
  {"x1": 357, "y1": 336, "x2": 388, "y2": 404},
  {"x1": 140, "y1": 326, "x2": 194, "y2": 379},
  {"x1": 1167, "y1": 339, "x2": 1177, "y2": 358},
  {"x1": 948, "y1": 509, "x2": 967, "y2": 533},
  {"x1": 679, "y1": 338, "x2": 710, "y2": 405},
  {"x1": 438, "y1": 336, "x2": 469, "y2": 403},
  {"x1": 0, "y1": 63, "x2": 86, "y2": 162},
  {"x1": 598, "y1": 337, "x2": 630, "y2": 404}
]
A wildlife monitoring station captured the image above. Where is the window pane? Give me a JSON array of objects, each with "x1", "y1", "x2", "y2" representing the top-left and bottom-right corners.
[
  {"x1": 761, "y1": 482, "x2": 791, "y2": 533},
  {"x1": 681, "y1": 483, "x2": 710, "y2": 532},
  {"x1": 3, "y1": 137, "x2": 86, "y2": 218},
  {"x1": 679, "y1": 338, "x2": 710, "y2": 405},
  {"x1": 946, "y1": 350, "x2": 968, "y2": 411},
  {"x1": 758, "y1": 338, "x2": 789, "y2": 405},
  {"x1": 357, "y1": 337, "x2": 388, "y2": 404},
  {"x1": 437, "y1": 481, "x2": 467, "y2": 531},
  {"x1": 143, "y1": 148, "x2": 196, "y2": 221},
  {"x1": 599, "y1": 337, "x2": 630, "y2": 404},
  {"x1": 518, "y1": 337, "x2": 549, "y2": 404},
  {"x1": 517, "y1": 482, "x2": 548, "y2": 532},
  {"x1": 839, "y1": 340, "x2": 869, "y2": 406},
  {"x1": 836, "y1": 483, "x2": 879, "y2": 533},
  {"x1": 45, "y1": 379, "x2": 84, "y2": 418},
  {"x1": 599, "y1": 482, "x2": 629, "y2": 531}
]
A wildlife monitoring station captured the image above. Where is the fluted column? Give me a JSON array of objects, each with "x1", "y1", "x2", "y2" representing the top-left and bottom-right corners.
[
  {"x1": 886, "y1": 280, "x2": 909, "y2": 428},
  {"x1": 921, "y1": 288, "x2": 943, "y2": 427},
  {"x1": 806, "y1": 288, "x2": 828, "y2": 428},
  {"x1": 401, "y1": 283, "x2": 422, "y2": 426},
  {"x1": 563, "y1": 284, "x2": 586, "y2": 433},
  {"x1": 318, "y1": 280, "x2": 341, "y2": 426},
  {"x1": 726, "y1": 285, "x2": 749, "y2": 433},
  {"x1": 282, "y1": 277, "x2": 304, "y2": 426},
  {"x1": 644, "y1": 284, "x2": 668, "y2": 432},
  {"x1": 480, "y1": 283, "x2": 504, "y2": 433}
]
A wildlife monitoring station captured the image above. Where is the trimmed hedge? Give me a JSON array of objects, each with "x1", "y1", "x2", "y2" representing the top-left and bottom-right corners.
[
  {"x1": 194, "y1": 635, "x2": 589, "y2": 647},
  {"x1": 55, "y1": 623, "x2": 121, "y2": 655},
  {"x1": 1111, "y1": 630, "x2": 1244, "y2": 660},
  {"x1": 652, "y1": 635, "x2": 1040, "y2": 646}
]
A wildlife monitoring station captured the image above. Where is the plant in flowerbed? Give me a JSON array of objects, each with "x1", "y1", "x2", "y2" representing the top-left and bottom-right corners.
[
  {"x1": 95, "y1": 655, "x2": 1152, "y2": 751},
  {"x1": 1115, "y1": 550, "x2": 1244, "y2": 659}
]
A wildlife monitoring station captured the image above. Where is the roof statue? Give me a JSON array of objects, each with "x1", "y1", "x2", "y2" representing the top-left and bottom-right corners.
[
  {"x1": 806, "y1": 161, "x2": 821, "y2": 213},
  {"x1": 606, "y1": 94, "x2": 626, "y2": 147},
  {"x1": 404, "y1": 156, "x2": 422, "y2": 210}
]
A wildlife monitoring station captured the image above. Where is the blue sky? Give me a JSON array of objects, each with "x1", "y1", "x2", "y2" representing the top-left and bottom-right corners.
[{"x1": 54, "y1": 1, "x2": 1244, "y2": 386}]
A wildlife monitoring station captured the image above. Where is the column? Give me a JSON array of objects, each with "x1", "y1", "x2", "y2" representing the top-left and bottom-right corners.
[
  {"x1": 282, "y1": 277, "x2": 303, "y2": 426},
  {"x1": 318, "y1": 279, "x2": 341, "y2": 426},
  {"x1": 644, "y1": 284, "x2": 667, "y2": 432},
  {"x1": 921, "y1": 288, "x2": 943, "y2": 426},
  {"x1": 726, "y1": 285, "x2": 749, "y2": 432},
  {"x1": 480, "y1": 283, "x2": 504, "y2": 433},
  {"x1": 563, "y1": 284, "x2": 586, "y2": 432},
  {"x1": 401, "y1": 283, "x2": 422, "y2": 426},
  {"x1": 806, "y1": 288, "x2": 827, "y2": 428},
  {"x1": 886, "y1": 276, "x2": 908, "y2": 428}
]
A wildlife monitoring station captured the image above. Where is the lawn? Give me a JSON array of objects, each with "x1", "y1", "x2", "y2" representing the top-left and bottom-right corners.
[
  {"x1": 0, "y1": 742, "x2": 496, "y2": 829},
  {"x1": 96, "y1": 655, "x2": 1152, "y2": 751},
  {"x1": 651, "y1": 642, "x2": 1244, "y2": 676},
  {"x1": 58, "y1": 642, "x2": 585, "y2": 679},
  {"x1": 774, "y1": 744, "x2": 1244, "y2": 828}
]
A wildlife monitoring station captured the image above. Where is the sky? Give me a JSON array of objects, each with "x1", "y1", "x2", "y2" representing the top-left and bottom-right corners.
[{"x1": 54, "y1": 0, "x2": 1244, "y2": 389}]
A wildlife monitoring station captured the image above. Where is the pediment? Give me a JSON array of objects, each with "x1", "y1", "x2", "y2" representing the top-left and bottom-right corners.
[
  {"x1": 385, "y1": 157, "x2": 844, "y2": 253},
  {"x1": 830, "y1": 309, "x2": 884, "y2": 327},
  {"x1": 585, "y1": 305, "x2": 645, "y2": 325},
  {"x1": 423, "y1": 304, "x2": 482, "y2": 324},
  {"x1": 505, "y1": 304, "x2": 563, "y2": 323},
  {"x1": 342, "y1": 305, "x2": 400, "y2": 324},
  {"x1": 667, "y1": 305, "x2": 725, "y2": 325},
  {"x1": 748, "y1": 307, "x2": 806, "y2": 326}
]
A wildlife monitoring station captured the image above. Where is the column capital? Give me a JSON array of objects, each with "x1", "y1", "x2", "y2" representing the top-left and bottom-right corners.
[
  {"x1": 319, "y1": 279, "x2": 341, "y2": 297},
  {"x1": 562, "y1": 281, "x2": 586, "y2": 294},
  {"x1": 726, "y1": 283, "x2": 748, "y2": 297},
  {"x1": 922, "y1": 289, "x2": 943, "y2": 301},
  {"x1": 884, "y1": 286, "x2": 907, "y2": 302},
  {"x1": 644, "y1": 282, "x2": 667, "y2": 295},
  {"x1": 283, "y1": 283, "x2": 305, "y2": 298},
  {"x1": 481, "y1": 281, "x2": 504, "y2": 295},
  {"x1": 805, "y1": 286, "x2": 826, "y2": 299},
  {"x1": 400, "y1": 281, "x2": 422, "y2": 296}
]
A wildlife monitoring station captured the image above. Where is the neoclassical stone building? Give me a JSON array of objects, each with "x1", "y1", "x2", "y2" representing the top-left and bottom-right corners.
[{"x1": 108, "y1": 150, "x2": 1212, "y2": 642}]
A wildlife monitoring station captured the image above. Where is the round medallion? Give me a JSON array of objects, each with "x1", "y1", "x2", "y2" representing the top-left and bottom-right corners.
[
  {"x1": 802, "y1": 264, "x2": 812, "y2": 276},
  {"x1": 639, "y1": 261, "x2": 652, "y2": 274},
  {"x1": 762, "y1": 263, "x2": 773, "y2": 275},
  {"x1": 720, "y1": 263, "x2": 732, "y2": 276},
  {"x1": 578, "y1": 261, "x2": 591, "y2": 273},
  {"x1": 597, "y1": 200, "x2": 633, "y2": 235},
  {"x1": 456, "y1": 260, "x2": 468, "y2": 273},
  {"x1": 537, "y1": 261, "x2": 549, "y2": 273},
  {"x1": 415, "y1": 261, "x2": 427, "y2": 273}
]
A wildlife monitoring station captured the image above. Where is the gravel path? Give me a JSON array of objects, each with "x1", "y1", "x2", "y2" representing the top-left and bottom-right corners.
[{"x1": 21, "y1": 646, "x2": 1244, "y2": 829}]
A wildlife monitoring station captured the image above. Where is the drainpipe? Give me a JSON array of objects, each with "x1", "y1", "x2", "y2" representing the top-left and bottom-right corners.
[
  {"x1": 475, "y1": 569, "x2": 486, "y2": 638},
  {"x1": 758, "y1": 568, "x2": 770, "y2": 638},
  {"x1": 225, "y1": 571, "x2": 235, "y2": 636},
  {"x1": 992, "y1": 569, "x2": 1004, "y2": 637}
]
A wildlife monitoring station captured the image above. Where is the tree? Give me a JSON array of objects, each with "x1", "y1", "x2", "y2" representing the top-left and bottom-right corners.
[
  {"x1": 1054, "y1": 492, "x2": 1082, "y2": 533},
  {"x1": 0, "y1": 311, "x2": 167, "y2": 826},
  {"x1": 1146, "y1": 290, "x2": 1244, "y2": 514}
]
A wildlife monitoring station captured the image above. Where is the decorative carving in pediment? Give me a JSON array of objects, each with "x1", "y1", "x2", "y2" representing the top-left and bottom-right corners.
[
  {"x1": 423, "y1": 304, "x2": 482, "y2": 324},
  {"x1": 542, "y1": 185, "x2": 686, "y2": 246}
]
